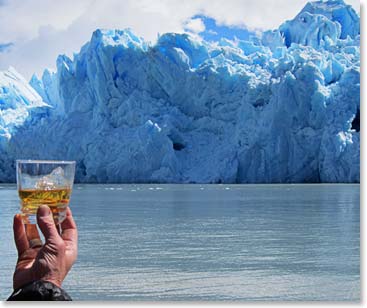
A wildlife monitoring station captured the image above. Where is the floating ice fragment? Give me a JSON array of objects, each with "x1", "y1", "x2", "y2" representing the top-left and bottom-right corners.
[
  {"x1": 35, "y1": 176, "x2": 56, "y2": 190},
  {"x1": 35, "y1": 167, "x2": 66, "y2": 190},
  {"x1": 50, "y1": 167, "x2": 67, "y2": 185}
]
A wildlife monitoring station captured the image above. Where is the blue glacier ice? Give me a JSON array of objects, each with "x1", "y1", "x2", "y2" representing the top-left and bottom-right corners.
[
  {"x1": 0, "y1": 0, "x2": 360, "y2": 183},
  {"x1": 0, "y1": 67, "x2": 49, "y2": 162}
]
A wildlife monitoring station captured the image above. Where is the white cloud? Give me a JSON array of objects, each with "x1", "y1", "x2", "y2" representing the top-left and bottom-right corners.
[
  {"x1": 185, "y1": 18, "x2": 206, "y2": 33},
  {"x1": 0, "y1": 0, "x2": 91, "y2": 42},
  {"x1": 0, "y1": 0, "x2": 360, "y2": 79}
]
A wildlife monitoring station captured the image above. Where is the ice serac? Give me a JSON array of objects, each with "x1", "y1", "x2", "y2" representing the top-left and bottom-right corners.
[
  {"x1": 0, "y1": 67, "x2": 50, "y2": 139},
  {"x1": 0, "y1": 0, "x2": 360, "y2": 183},
  {"x1": 279, "y1": 0, "x2": 359, "y2": 48},
  {"x1": 30, "y1": 68, "x2": 63, "y2": 114},
  {"x1": 300, "y1": 0, "x2": 360, "y2": 39},
  {"x1": 0, "y1": 67, "x2": 50, "y2": 179}
]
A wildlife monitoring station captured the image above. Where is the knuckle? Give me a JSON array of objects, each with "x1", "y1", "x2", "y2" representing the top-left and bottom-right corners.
[{"x1": 48, "y1": 238, "x2": 65, "y2": 254}]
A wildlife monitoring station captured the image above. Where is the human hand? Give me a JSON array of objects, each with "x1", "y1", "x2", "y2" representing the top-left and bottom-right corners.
[{"x1": 12, "y1": 205, "x2": 78, "y2": 290}]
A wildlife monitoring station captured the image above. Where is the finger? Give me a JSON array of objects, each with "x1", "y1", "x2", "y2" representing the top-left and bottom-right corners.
[
  {"x1": 25, "y1": 224, "x2": 43, "y2": 248},
  {"x1": 25, "y1": 224, "x2": 40, "y2": 241},
  {"x1": 37, "y1": 205, "x2": 62, "y2": 242},
  {"x1": 13, "y1": 214, "x2": 29, "y2": 256},
  {"x1": 61, "y1": 207, "x2": 78, "y2": 242}
]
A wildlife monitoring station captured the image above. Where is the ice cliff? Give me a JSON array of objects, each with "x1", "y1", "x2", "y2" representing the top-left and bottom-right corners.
[
  {"x1": 0, "y1": 67, "x2": 49, "y2": 147},
  {"x1": 0, "y1": 0, "x2": 360, "y2": 183}
]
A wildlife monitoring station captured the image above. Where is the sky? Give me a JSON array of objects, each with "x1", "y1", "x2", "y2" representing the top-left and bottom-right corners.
[{"x1": 0, "y1": 0, "x2": 360, "y2": 80}]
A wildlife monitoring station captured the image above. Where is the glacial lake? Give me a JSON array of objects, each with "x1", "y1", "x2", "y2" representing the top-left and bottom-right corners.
[{"x1": 0, "y1": 184, "x2": 360, "y2": 301}]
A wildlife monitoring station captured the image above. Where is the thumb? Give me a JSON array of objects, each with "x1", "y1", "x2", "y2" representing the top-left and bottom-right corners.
[{"x1": 37, "y1": 205, "x2": 60, "y2": 242}]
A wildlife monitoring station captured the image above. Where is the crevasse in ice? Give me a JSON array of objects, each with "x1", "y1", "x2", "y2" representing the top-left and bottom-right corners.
[{"x1": 0, "y1": 0, "x2": 360, "y2": 183}]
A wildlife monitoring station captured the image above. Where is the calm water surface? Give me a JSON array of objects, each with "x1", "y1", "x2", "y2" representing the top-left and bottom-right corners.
[{"x1": 0, "y1": 184, "x2": 360, "y2": 301}]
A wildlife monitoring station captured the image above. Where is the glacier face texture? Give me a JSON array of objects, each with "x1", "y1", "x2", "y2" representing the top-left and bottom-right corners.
[{"x1": 0, "y1": 0, "x2": 360, "y2": 183}]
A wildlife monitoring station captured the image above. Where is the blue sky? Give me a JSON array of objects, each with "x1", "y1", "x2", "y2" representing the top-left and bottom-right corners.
[
  {"x1": 187, "y1": 15, "x2": 255, "y2": 42},
  {"x1": 0, "y1": 43, "x2": 13, "y2": 52},
  {"x1": 0, "y1": 0, "x2": 360, "y2": 79}
]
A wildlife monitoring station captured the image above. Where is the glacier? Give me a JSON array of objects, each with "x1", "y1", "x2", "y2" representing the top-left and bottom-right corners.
[{"x1": 0, "y1": 0, "x2": 360, "y2": 183}]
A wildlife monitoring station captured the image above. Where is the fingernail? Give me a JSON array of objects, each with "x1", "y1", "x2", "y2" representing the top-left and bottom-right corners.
[{"x1": 39, "y1": 205, "x2": 50, "y2": 217}]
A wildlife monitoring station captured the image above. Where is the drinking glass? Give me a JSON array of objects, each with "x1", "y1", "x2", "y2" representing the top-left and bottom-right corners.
[{"x1": 16, "y1": 160, "x2": 76, "y2": 224}]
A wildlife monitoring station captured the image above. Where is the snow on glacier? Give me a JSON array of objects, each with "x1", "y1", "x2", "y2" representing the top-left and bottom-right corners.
[
  {"x1": 0, "y1": 0, "x2": 360, "y2": 183},
  {"x1": 0, "y1": 67, "x2": 49, "y2": 141}
]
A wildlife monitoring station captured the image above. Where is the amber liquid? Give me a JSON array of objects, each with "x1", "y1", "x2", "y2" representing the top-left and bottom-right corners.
[{"x1": 18, "y1": 188, "x2": 71, "y2": 224}]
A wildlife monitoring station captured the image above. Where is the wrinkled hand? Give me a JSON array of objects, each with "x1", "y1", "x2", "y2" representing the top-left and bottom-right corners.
[{"x1": 13, "y1": 205, "x2": 78, "y2": 290}]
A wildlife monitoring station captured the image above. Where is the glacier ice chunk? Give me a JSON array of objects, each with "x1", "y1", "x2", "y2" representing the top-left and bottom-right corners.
[{"x1": 0, "y1": 0, "x2": 360, "y2": 183}]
